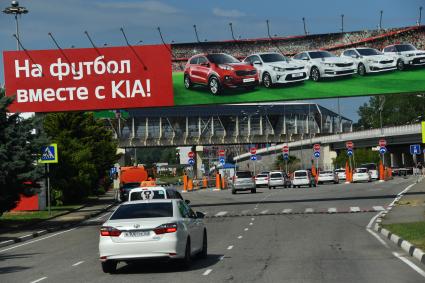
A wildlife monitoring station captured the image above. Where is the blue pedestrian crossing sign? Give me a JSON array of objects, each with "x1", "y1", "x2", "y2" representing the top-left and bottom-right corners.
[
  {"x1": 39, "y1": 144, "x2": 58, "y2": 164},
  {"x1": 410, "y1": 144, "x2": 421, "y2": 155}
]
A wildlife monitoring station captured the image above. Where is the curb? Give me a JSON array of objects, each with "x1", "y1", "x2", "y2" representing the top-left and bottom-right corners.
[
  {"x1": 373, "y1": 176, "x2": 425, "y2": 265},
  {"x1": 0, "y1": 201, "x2": 117, "y2": 249}
]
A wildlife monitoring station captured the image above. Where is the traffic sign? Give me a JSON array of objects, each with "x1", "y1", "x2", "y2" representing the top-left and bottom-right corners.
[
  {"x1": 39, "y1": 144, "x2": 58, "y2": 164},
  {"x1": 218, "y1": 149, "x2": 225, "y2": 156},
  {"x1": 250, "y1": 147, "x2": 257, "y2": 155},
  {"x1": 346, "y1": 141, "x2": 354, "y2": 149},
  {"x1": 282, "y1": 145, "x2": 289, "y2": 153},
  {"x1": 379, "y1": 146, "x2": 387, "y2": 154},
  {"x1": 313, "y1": 144, "x2": 321, "y2": 151},
  {"x1": 250, "y1": 155, "x2": 257, "y2": 161},
  {"x1": 283, "y1": 153, "x2": 289, "y2": 160},
  {"x1": 219, "y1": 157, "x2": 225, "y2": 165},
  {"x1": 378, "y1": 139, "x2": 387, "y2": 147},
  {"x1": 410, "y1": 144, "x2": 421, "y2": 155},
  {"x1": 188, "y1": 158, "x2": 195, "y2": 166},
  {"x1": 313, "y1": 151, "x2": 320, "y2": 158},
  {"x1": 188, "y1": 151, "x2": 195, "y2": 159},
  {"x1": 347, "y1": 149, "x2": 353, "y2": 156}
]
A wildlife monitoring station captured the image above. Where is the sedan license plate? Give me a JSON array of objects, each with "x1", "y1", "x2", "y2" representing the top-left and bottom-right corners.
[
  {"x1": 243, "y1": 78, "x2": 255, "y2": 83},
  {"x1": 292, "y1": 72, "x2": 303, "y2": 78},
  {"x1": 125, "y1": 231, "x2": 149, "y2": 237}
]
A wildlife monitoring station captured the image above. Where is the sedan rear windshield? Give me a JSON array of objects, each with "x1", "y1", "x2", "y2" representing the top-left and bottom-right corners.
[
  {"x1": 395, "y1": 44, "x2": 416, "y2": 52},
  {"x1": 320, "y1": 171, "x2": 333, "y2": 174},
  {"x1": 257, "y1": 174, "x2": 268, "y2": 178},
  {"x1": 110, "y1": 203, "x2": 173, "y2": 219},
  {"x1": 294, "y1": 171, "x2": 307, "y2": 177},
  {"x1": 308, "y1": 51, "x2": 335, "y2": 59},
  {"x1": 236, "y1": 171, "x2": 252, "y2": 178},
  {"x1": 130, "y1": 190, "x2": 166, "y2": 201},
  {"x1": 270, "y1": 173, "x2": 282, "y2": 178},
  {"x1": 207, "y1": 54, "x2": 240, "y2": 64},
  {"x1": 357, "y1": 48, "x2": 382, "y2": 56},
  {"x1": 356, "y1": 169, "x2": 368, "y2": 173}
]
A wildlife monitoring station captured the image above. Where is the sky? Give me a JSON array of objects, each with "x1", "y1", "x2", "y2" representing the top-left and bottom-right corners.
[{"x1": 0, "y1": 0, "x2": 422, "y2": 121}]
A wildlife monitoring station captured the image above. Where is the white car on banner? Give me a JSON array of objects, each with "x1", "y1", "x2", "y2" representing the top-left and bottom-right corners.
[
  {"x1": 341, "y1": 47, "x2": 396, "y2": 75},
  {"x1": 243, "y1": 52, "x2": 308, "y2": 87},
  {"x1": 293, "y1": 50, "x2": 356, "y2": 81},
  {"x1": 382, "y1": 43, "x2": 425, "y2": 70}
]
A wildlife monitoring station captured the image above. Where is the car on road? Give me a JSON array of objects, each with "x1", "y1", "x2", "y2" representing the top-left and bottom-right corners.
[
  {"x1": 268, "y1": 171, "x2": 291, "y2": 189},
  {"x1": 317, "y1": 171, "x2": 339, "y2": 184},
  {"x1": 352, "y1": 168, "x2": 372, "y2": 183},
  {"x1": 128, "y1": 187, "x2": 185, "y2": 202},
  {"x1": 99, "y1": 199, "x2": 207, "y2": 273},
  {"x1": 119, "y1": 182, "x2": 143, "y2": 202},
  {"x1": 334, "y1": 168, "x2": 346, "y2": 181},
  {"x1": 255, "y1": 173, "x2": 269, "y2": 188},
  {"x1": 291, "y1": 170, "x2": 316, "y2": 188},
  {"x1": 341, "y1": 47, "x2": 396, "y2": 75},
  {"x1": 360, "y1": 163, "x2": 379, "y2": 180},
  {"x1": 292, "y1": 50, "x2": 356, "y2": 81},
  {"x1": 229, "y1": 170, "x2": 256, "y2": 194},
  {"x1": 382, "y1": 43, "x2": 425, "y2": 70},
  {"x1": 184, "y1": 53, "x2": 259, "y2": 95},
  {"x1": 243, "y1": 52, "x2": 308, "y2": 88}
]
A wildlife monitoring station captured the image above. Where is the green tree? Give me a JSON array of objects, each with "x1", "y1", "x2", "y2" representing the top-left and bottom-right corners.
[
  {"x1": 356, "y1": 94, "x2": 424, "y2": 130},
  {"x1": 43, "y1": 112, "x2": 118, "y2": 204},
  {"x1": 0, "y1": 89, "x2": 48, "y2": 215},
  {"x1": 333, "y1": 148, "x2": 380, "y2": 168},
  {"x1": 274, "y1": 154, "x2": 300, "y2": 172}
]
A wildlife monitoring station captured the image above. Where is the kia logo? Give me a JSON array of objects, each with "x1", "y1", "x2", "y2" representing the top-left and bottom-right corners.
[{"x1": 134, "y1": 224, "x2": 140, "y2": 228}]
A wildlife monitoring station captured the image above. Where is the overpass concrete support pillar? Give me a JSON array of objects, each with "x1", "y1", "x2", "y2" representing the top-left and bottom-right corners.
[
  {"x1": 195, "y1": 146, "x2": 204, "y2": 179},
  {"x1": 322, "y1": 145, "x2": 337, "y2": 170},
  {"x1": 402, "y1": 153, "x2": 406, "y2": 167},
  {"x1": 390, "y1": 153, "x2": 395, "y2": 167}
]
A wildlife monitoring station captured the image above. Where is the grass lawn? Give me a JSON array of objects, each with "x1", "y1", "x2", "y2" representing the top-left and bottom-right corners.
[
  {"x1": 157, "y1": 175, "x2": 183, "y2": 184},
  {"x1": 173, "y1": 67, "x2": 425, "y2": 105},
  {"x1": 0, "y1": 205, "x2": 83, "y2": 229},
  {"x1": 382, "y1": 221, "x2": 425, "y2": 250}
]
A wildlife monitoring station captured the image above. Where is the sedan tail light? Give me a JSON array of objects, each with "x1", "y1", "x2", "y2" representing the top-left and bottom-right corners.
[
  {"x1": 154, "y1": 223, "x2": 178, "y2": 235},
  {"x1": 100, "y1": 226, "x2": 121, "y2": 237}
]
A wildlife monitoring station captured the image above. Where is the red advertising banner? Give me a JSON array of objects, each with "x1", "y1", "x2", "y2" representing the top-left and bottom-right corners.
[{"x1": 3, "y1": 45, "x2": 173, "y2": 112}]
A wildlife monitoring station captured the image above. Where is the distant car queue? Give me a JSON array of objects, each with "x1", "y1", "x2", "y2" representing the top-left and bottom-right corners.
[{"x1": 183, "y1": 43, "x2": 425, "y2": 95}]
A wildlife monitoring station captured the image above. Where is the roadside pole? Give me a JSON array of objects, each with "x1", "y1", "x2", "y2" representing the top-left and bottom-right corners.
[
  {"x1": 39, "y1": 144, "x2": 58, "y2": 216},
  {"x1": 47, "y1": 164, "x2": 51, "y2": 215}
]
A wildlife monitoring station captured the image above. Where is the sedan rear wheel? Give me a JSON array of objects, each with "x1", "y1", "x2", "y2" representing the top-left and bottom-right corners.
[
  {"x1": 181, "y1": 239, "x2": 192, "y2": 269},
  {"x1": 199, "y1": 231, "x2": 208, "y2": 259}
]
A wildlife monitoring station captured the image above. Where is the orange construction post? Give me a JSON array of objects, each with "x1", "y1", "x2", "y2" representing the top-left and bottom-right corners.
[
  {"x1": 188, "y1": 178, "x2": 193, "y2": 191},
  {"x1": 221, "y1": 175, "x2": 227, "y2": 189},
  {"x1": 215, "y1": 173, "x2": 221, "y2": 190},
  {"x1": 202, "y1": 177, "x2": 208, "y2": 189},
  {"x1": 183, "y1": 174, "x2": 188, "y2": 192},
  {"x1": 379, "y1": 160, "x2": 385, "y2": 181},
  {"x1": 345, "y1": 161, "x2": 350, "y2": 183}
]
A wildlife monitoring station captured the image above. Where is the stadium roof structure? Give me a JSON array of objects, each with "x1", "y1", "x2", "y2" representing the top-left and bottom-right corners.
[{"x1": 127, "y1": 102, "x2": 351, "y2": 122}]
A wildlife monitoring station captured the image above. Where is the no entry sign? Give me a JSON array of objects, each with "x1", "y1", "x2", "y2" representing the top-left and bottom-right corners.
[
  {"x1": 313, "y1": 144, "x2": 320, "y2": 151},
  {"x1": 188, "y1": 151, "x2": 194, "y2": 159},
  {"x1": 378, "y1": 139, "x2": 387, "y2": 147},
  {"x1": 250, "y1": 147, "x2": 257, "y2": 155},
  {"x1": 346, "y1": 141, "x2": 354, "y2": 149},
  {"x1": 282, "y1": 145, "x2": 289, "y2": 153}
]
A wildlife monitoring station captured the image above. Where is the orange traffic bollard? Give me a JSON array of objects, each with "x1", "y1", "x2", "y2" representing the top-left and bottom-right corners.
[
  {"x1": 379, "y1": 161, "x2": 385, "y2": 182},
  {"x1": 216, "y1": 173, "x2": 221, "y2": 190},
  {"x1": 183, "y1": 174, "x2": 188, "y2": 192},
  {"x1": 188, "y1": 178, "x2": 193, "y2": 191},
  {"x1": 202, "y1": 177, "x2": 208, "y2": 189}
]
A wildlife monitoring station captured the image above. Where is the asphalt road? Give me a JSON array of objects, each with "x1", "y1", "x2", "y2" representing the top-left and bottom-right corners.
[{"x1": 1, "y1": 176, "x2": 425, "y2": 283}]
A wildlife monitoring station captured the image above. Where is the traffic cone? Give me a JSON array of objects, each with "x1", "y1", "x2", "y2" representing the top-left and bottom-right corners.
[
  {"x1": 379, "y1": 160, "x2": 385, "y2": 182},
  {"x1": 215, "y1": 173, "x2": 221, "y2": 190},
  {"x1": 345, "y1": 161, "x2": 350, "y2": 184},
  {"x1": 202, "y1": 177, "x2": 208, "y2": 189}
]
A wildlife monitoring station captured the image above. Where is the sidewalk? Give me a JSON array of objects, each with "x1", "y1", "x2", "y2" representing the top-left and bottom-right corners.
[{"x1": 0, "y1": 190, "x2": 117, "y2": 248}]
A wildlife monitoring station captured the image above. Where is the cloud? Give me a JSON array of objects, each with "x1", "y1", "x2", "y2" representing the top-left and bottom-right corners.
[
  {"x1": 212, "y1": 8, "x2": 246, "y2": 18},
  {"x1": 96, "y1": 1, "x2": 180, "y2": 14}
]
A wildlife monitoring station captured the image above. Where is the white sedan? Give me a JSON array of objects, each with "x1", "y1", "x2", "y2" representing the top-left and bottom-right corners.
[
  {"x1": 99, "y1": 199, "x2": 207, "y2": 273},
  {"x1": 341, "y1": 47, "x2": 396, "y2": 75},
  {"x1": 244, "y1": 52, "x2": 308, "y2": 87},
  {"x1": 293, "y1": 50, "x2": 356, "y2": 81},
  {"x1": 353, "y1": 168, "x2": 372, "y2": 183},
  {"x1": 317, "y1": 171, "x2": 339, "y2": 184},
  {"x1": 383, "y1": 43, "x2": 425, "y2": 70}
]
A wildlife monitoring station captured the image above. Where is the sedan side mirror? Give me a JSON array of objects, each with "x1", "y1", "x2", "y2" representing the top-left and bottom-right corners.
[
  {"x1": 253, "y1": 61, "x2": 262, "y2": 65},
  {"x1": 195, "y1": 211, "x2": 205, "y2": 219}
]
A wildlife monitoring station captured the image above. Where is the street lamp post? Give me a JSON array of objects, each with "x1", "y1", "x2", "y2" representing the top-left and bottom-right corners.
[
  {"x1": 419, "y1": 6, "x2": 423, "y2": 26},
  {"x1": 3, "y1": 1, "x2": 29, "y2": 51},
  {"x1": 341, "y1": 14, "x2": 344, "y2": 33},
  {"x1": 379, "y1": 10, "x2": 383, "y2": 30}
]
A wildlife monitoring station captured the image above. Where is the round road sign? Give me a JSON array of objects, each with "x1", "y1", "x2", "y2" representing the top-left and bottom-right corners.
[
  {"x1": 313, "y1": 144, "x2": 321, "y2": 151},
  {"x1": 347, "y1": 149, "x2": 353, "y2": 156},
  {"x1": 379, "y1": 146, "x2": 387, "y2": 154},
  {"x1": 313, "y1": 151, "x2": 320, "y2": 158},
  {"x1": 218, "y1": 149, "x2": 225, "y2": 156},
  {"x1": 250, "y1": 155, "x2": 257, "y2": 161},
  {"x1": 188, "y1": 151, "x2": 195, "y2": 159},
  {"x1": 188, "y1": 158, "x2": 195, "y2": 165},
  {"x1": 283, "y1": 153, "x2": 289, "y2": 160},
  {"x1": 379, "y1": 139, "x2": 387, "y2": 147},
  {"x1": 282, "y1": 145, "x2": 289, "y2": 153},
  {"x1": 346, "y1": 141, "x2": 354, "y2": 149},
  {"x1": 250, "y1": 147, "x2": 257, "y2": 155}
]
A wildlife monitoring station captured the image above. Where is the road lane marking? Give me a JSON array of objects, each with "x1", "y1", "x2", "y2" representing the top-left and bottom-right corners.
[
  {"x1": 244, "y1": 228, "x2": 249, "y2": 231},
  {"x1": 282, "y1": 209, "x2": 292, "y2": 214},
  {"x1": 19, "y1": 234, "x2": 32, "y2": 239},
  {"x1": 237, "y1": 235, "x2": 243, "y2": 239},
  {"x1": 202, "y1": 269, "x2": 213, "y2": 276},
  {"x1": 227, "y1": 245, "x2": 233, "y2": 250},
  {"x1": 0, "y1": 228, "x2": 77, "y2": 253},
  {"x1": 30, "y1": 277, "x2": 47, "y2": 283},
  {"x1": 241, "y1": 210, "x2": 250, "y2": 215},
  {"x1": 260, "y1": 209, "x2": 269, "y2": 214},
  {"x1": 305, "y1": 208, "x2": 314, "y2": 213},
  {"x1": 251, "y1": 218, "x2": 255, "y2": 221},
  {"x1": 249, "y1": 222, "x2": 253, "y2": 225},
  {"x1": 328, "y1": 208, "x2": 337, "y2": 213},
  {"x1": 373, "y1": 206, "x2": 385, "y2": 211},
  {"x1": 393, "y1": 252, "x2": 425, "y2": 278},
  {"x1": 215, "y1": 211, "x2": 228, "y2": 217},
  {"x1": 72, "y1": 260, "x2": 85, "y2": 266},
  {"x1": 350, "y1": 206, "x2": 361, "y2": 212},
  {"x1": 219, "y1": 255, "x2": 225, "y2": 261}
]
